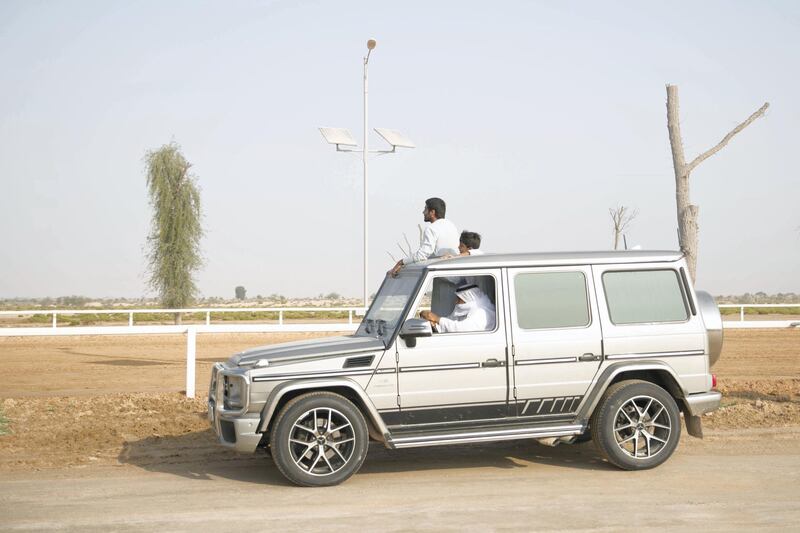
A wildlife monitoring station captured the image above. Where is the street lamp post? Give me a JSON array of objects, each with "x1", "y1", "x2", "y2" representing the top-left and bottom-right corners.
[
  {"x1": 362, "y1": 40, "x2": 374, "y2": 312},
  {"x1": 319, "y1": 39, "x2": 415, "y2": 310}
]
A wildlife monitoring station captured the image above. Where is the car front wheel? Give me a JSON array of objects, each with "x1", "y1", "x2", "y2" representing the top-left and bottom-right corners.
[{"x1": 270, "y1": 391, "x2": 369, "y2": 486}]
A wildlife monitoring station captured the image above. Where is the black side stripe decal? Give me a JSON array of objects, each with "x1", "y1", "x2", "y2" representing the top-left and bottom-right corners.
[
  {"x1": 515, "y1": 357, "x2": 577, "y2": 366},
  {"x1": 519, "y1": 396, "x2": 582, "y2": 416},
  {"x1": 400, "y1": 362, "x2": 481, "y2": 373},
  {"x1": 605, "y1": 349, "x2": 704, "y2": 361},
  {"x1": 252, "y1": 369, "x2": 373, "y2": 382}
]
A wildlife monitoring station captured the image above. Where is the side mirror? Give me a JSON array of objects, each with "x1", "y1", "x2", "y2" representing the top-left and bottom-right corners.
[{"x1": 399, "y1": 318, "x2": 432, "y2": 348}]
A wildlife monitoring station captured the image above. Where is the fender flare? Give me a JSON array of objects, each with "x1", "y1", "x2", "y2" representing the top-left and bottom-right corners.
[
  {"x1": 257, "y1": 377, "x2": 390, "y2": 439},
  {"x1": 574, "y1": 360, "x2": 688, "y2": 424}
]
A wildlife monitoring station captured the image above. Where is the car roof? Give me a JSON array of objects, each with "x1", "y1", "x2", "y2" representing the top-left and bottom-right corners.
[{"x1": 401, "y1": 250, "x2": 684, "y2": 271}]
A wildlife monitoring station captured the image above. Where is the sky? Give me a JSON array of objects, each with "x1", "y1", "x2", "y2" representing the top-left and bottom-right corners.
[{"x1": 1, "y1": 0, "x2": 798, "y2": 299}]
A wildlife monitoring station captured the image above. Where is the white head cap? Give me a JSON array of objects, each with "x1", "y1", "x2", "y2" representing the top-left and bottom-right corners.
[{"x1": 455, "y1": 284, "x2": 483, "y2": 303}]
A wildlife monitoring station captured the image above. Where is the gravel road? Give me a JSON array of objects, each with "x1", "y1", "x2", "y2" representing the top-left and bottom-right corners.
[{"x1": 2, "y1": 428, "x2": 799, "y2": 532}]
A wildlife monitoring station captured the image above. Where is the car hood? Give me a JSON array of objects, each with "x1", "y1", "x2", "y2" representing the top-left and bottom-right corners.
[{"x1": 231, "y1": 335, "x2": 386, "y2": 367}]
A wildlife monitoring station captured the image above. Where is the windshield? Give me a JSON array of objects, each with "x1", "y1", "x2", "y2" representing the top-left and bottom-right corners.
[{"x1": 355, "y1": 271, "x2": 422, "y2": 340}]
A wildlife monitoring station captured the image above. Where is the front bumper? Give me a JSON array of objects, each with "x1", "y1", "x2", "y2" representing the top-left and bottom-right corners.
[
  {"x1": 208, "y1": 364, "x2": 262, "y2": 453},
  {"x1": 208, "y1": 399, "x2": 262, "y2": 452},
  {"x1": 685, "y1": 390, "x2": 722, "y2": 416}
]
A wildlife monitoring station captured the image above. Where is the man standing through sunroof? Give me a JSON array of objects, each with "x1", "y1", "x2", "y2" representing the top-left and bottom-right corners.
[{"x1": 389, "y1": 197, "x2": 459, "y2": 277}]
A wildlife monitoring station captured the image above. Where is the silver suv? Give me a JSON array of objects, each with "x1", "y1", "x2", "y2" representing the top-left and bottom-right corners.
[{"x1": 208, "y1": 251, "x2": 722, "y2": 486}]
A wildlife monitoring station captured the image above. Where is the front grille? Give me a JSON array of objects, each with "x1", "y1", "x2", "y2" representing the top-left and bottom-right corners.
[{"x1": 343, "y1": 355, "x2": 375, "y2": 368}]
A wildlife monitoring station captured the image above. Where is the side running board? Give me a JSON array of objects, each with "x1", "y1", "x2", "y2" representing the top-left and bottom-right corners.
[{"x1": 386, "y1": 424, "x2": 585, "y2": 449}]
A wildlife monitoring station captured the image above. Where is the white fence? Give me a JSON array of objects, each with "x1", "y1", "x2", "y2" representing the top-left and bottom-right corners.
[
  {"x1": 0, "y1": 304, "x2": 797, "y2": 398},
  {"x1": 718, "y1": 304, "x2": 800, "y2": 329},
  {"x1": 0, "y1": 306, "x2": 365, "y2": 328}
]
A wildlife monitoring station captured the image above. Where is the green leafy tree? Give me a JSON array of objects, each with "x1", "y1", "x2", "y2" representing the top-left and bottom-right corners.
[
  {"x1": 144, "y1": 142, "x2": 204, "y2": 324},
  {"x1": 235, "y1": 286, "x2": 247, "y2": 300}
]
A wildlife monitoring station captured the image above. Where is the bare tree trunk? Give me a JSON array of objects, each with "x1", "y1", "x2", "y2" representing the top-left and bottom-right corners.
[
  {"x1": 666, "y1": 85, "x2": 698, "y2": 279},
  {"x1": 665, "y1": 85, "x2": 768, "y2": 283},
  {"x1": 174, "y1": 312, "x2": 182, "y2": 325}
]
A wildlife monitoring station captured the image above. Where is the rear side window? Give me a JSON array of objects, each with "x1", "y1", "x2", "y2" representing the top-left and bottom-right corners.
[
  {"x1": 603, "y1": 270, "x2": 688, "y2": 324},
  {"x1": 514, "y1": 271, "x2": 590, "y2": 329}
]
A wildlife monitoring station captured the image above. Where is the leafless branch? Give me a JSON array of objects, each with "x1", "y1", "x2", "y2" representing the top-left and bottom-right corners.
[
  {"x1": 686, "y1": 102, "x2": 769, "y2": 174},
  {"x1": 609, "y1": 206, "x2": 638, "y2": 231},
  {"x1": 609, "y1": 206, "x2": 638, "y2": 250},
  {"x1": 386, "y1": 251, "x2": 397, "y2": 262},
  {"x1": 403, "y1": 233, "x2": 413, "y2": 254}
]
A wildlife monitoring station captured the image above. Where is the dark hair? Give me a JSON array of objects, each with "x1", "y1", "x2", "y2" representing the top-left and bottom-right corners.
[
  {"x1": 425, "y1": 197, "x2": 446, "y2": 219},
  {"x1": 460, "y1": 231, "x2": 481, "y2": 250}
]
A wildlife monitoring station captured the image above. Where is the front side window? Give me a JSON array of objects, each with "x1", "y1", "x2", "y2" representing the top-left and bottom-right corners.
[
  {"x1": 413, "y1": 274, "x2": 497, "y2": 334},
  {"x1": 603, "y1": 270, "x2": 688, "y2": 324},
  {"x1": 514, "y1": 271, "x2": 590, "y2": 329}
]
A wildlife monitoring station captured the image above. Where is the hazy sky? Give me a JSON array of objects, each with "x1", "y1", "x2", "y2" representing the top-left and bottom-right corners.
[{"x1": 1, "y1": 0, "x2": 798, "y2": 299}]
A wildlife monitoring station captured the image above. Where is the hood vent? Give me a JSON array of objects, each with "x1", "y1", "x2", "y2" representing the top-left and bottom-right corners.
[{"x1": 343, "y1": 355, "x2": 375, "y2": 368}]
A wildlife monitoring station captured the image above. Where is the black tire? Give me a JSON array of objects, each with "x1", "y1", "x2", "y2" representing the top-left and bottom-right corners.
[
  {"x1": 590, "y1": 379, "x2": 681, "y2": 470},
  {"x1": 270, "y1": 391, "x2": 369, "y2": 487}
]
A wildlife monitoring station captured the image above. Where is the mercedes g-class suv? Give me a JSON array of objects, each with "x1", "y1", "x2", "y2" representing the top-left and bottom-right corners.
[{"x1": 208, "y1": 251, "x2": 722, "y2": 486}]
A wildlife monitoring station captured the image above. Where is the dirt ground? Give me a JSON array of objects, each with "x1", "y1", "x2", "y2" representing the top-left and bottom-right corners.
[
  {"x1": 0, "y1": 331, "x2": 340, "y2": 396},
  {"x1": 1, "y1": 431, "x2": 799, "y2": 532},
  {"x1": 0, "y1": 430, "x2": 797, "y2": 532},
  {"x1": 0, "y1": 329, "x2": 798, "y2": 472}
]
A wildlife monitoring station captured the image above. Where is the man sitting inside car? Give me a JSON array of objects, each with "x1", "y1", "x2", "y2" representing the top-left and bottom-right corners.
[{"x1": 420, "y1": 284, "x2": 496, "y2": 333}]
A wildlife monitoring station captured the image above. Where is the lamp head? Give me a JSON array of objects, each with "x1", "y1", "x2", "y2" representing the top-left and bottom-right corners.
[{"x1": 367, "y1": 39, "x2": 376, "y2": 50}]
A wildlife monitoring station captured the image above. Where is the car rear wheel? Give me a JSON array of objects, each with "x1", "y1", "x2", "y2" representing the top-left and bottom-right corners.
[
  {"x1": 590, "y1": 379, "x2": 681, "y2": 470},
  {"x1": 270, "y1": 392, "x2": 369, "y2": 487}
]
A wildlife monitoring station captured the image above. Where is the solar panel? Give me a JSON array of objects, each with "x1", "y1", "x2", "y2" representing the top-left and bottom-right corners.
[
  {"x1": 374, "y1": 128, "x2": 415, "y2": 149},
  {"x1": 318, "y1": 127, "x2": 358, "y2": 146}
]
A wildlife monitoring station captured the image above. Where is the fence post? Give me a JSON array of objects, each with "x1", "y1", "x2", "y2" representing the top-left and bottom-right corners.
[
  {"x1": 205, "y1": 311, "x2": 211, "y2": 326},
  {"x1": 279, "y1": 310, "x2": 283, "y2": 326},
  {"x1": 186, "y1": 327, "x2": 196, "y2": 399},
  {"x1": 128, "y1": 312, "x2": 134, "y2": 327},
  {"x1": 52, "y1": 313, "x2": 57, "y2": 328},
  {"x1": 740, "y1": 306, "x2": 745, "y2": 322},
  {"x1": 349, "y1": 309, "x2": 353, "y2": 325}
]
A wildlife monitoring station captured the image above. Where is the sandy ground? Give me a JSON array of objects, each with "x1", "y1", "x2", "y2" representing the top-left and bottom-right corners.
[
  {"x1": 0, "y1": 329, "x2": 798, "y2": 530},
  {"x1": 0, "y1": 331, "x2": 340, "y2": 396},
  {"x1": 1, "y1": 431, "x2": 799, "y2": 531}
]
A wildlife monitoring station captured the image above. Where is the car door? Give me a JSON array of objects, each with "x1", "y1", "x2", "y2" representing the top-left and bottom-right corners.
[
  {"x1": 394, "y1": 269, "x2": 510, "y2": 427},
  {"x1": 506, "y1": 265, "x2": 603, "y2": 422},
  {"x1": 591, "y1": 262, "x2": 708, "y2": 393}
]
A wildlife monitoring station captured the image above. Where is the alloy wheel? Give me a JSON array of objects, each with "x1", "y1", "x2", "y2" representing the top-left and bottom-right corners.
[
  {"x1": 612, "y1": 395, "x2": 672, "y2": 459},
  {"x1": 288, "y1": 408, "x2": 356, "y2": 477}
]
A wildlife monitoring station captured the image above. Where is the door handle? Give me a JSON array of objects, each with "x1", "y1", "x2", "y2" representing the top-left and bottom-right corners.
[
  {"x1": 578, "y1": 353, "x2": 602, "y2": 362},
  {"x1": 482, "y1": 358, "x2": 504, "y2": 368}
]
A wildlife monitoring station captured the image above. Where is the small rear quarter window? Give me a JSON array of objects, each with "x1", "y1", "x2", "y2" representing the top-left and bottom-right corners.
[{"x1": 602, "y1": 270, "x2": 688, "y2": 324}]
